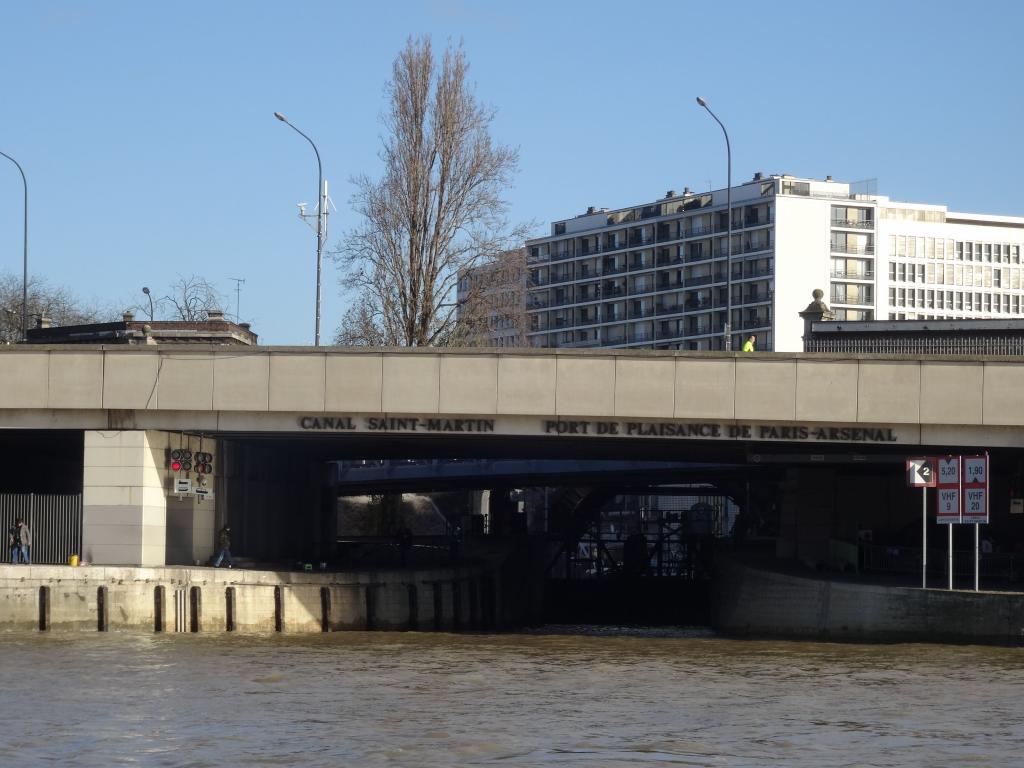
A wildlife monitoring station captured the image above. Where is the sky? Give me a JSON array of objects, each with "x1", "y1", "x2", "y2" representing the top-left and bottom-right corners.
[{"x1": 1, "y1": 0, "x2": 1022, "y2": 345}]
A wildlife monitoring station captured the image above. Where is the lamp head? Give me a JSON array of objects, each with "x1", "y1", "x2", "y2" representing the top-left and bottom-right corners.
[
  {"x1": 142, "y1": 287, "x2": 150, "y2": 295},
  {"x1": 696, "y1": 96, "x2": 708, "y2": 108},
  {"x1": 273, "y1": 112, "x2": 287, "y2": 122}
]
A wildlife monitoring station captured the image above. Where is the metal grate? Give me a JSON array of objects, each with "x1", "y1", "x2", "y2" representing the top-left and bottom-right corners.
[
  {"x1": 0, "y1": 494, "x2": 82, "y2": 565},
  {"x1": 805, "y1": 334, "x2": 1024, "y2": 356}
]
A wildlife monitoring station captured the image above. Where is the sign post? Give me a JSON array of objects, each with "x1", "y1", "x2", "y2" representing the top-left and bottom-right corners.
[
  {"x1": 935, "y1": 456, "x2": 961, "y2": 590},
  {"x1": 962, "y1": 453, "x2": 989, "y2": 592},
  {"x1": 906, "y1": 457, "x2": 936, "y2": 589}
]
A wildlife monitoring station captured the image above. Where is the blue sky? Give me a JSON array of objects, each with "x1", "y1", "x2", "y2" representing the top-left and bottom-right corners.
[{"x1": 1, "y1": 0, "x2": 1022, "y2": 344}]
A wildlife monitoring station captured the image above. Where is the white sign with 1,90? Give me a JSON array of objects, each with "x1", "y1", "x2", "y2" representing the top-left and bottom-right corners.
[{"x1": 961, "y1": 454, "x2": 989, "y2": 524}]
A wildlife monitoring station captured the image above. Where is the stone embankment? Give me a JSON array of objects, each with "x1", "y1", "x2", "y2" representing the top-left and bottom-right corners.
[
  {"x1": 0, "y1": 564, "x2": 496, "y2": 633},
  {"x1": 712, "y1": 557, "x2": 1024, "y2": 645}
]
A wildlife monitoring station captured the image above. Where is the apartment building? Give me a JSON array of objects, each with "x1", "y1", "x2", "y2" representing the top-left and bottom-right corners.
[{"x1": 525, "y1": 175, "x2": 1024, "y2": 352}]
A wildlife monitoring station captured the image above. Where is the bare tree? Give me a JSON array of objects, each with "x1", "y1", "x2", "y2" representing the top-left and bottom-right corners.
[
  {"x1": 334, "y1": 37, "x2": 525, "y2": 347},
  {"x1": 0, "y1": 270, "x2": 116, "y2": 343},
  {"x1": 143, "y1": 275, "x2": 226, "y2": 321}
]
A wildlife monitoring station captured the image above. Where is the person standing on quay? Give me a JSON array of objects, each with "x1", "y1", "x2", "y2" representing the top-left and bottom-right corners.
[
  {"x1": 213, "y1": 525, "x2": 233, "y2": 568},
  {"x1": 8, "y1": 518, "x2": 31, "y2": 564},
  {"x1": 742, "y1": 335, "x2": 757, "y2": 352}
]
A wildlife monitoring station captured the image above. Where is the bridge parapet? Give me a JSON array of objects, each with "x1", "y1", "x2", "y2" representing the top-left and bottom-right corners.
[{"x1": 0, "y1": 346, "x2": 1022, "y2": 441}]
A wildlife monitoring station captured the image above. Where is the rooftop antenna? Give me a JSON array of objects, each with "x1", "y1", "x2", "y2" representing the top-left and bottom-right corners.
[{"x1": 228, "y1": 277, "x2": 246, "y2": 323}]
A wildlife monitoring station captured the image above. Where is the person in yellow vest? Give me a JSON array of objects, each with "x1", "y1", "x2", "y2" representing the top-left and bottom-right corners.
[{"x1": 742, "y1": 335, "x2": 756, "y2": 352}]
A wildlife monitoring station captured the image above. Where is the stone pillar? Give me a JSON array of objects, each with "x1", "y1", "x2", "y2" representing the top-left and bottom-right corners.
[
  {"x1": 798, "y1": 288, "x2": 835, "y2": 350},
  {"x1": 83, "y1": 430, "x2": 167, "y2": 566}
]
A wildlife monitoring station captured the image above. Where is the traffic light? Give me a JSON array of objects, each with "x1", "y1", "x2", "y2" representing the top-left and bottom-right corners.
[
  {"x1": 194, "y1": 451, "x2": 213, "y2": 475},
  {"x1": 169, "y1": 449, "x2": 193, "y2": 472}
]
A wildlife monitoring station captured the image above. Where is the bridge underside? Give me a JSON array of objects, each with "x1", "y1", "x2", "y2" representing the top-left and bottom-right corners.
[{"x1": 2, "y1": 428, "x2": 1022, "y2": 579}]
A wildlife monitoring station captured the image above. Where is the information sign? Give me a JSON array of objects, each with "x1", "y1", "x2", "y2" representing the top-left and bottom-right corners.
[
  {"x1": 935, "y1": 456, "x2": 961, "y2": 524},
  {"x1": 906, "y1": 458, "x2": 936, "y2": 488},
  {"x1": 961, "y1": 454, "x2": 989, "y2": 524},
  {"x1": 174, "y1": 478, "x2": 192, "y2": 494}
]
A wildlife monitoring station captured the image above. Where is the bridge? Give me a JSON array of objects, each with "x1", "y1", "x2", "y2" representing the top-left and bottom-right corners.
[{"x1": 1, "y1": 345, "x2": 1022, "y2": 571}]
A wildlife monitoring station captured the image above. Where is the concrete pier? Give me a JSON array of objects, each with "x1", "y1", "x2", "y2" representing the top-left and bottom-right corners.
[{"x1": 0, "y1": 564, "x2": 495, "y2": 634}]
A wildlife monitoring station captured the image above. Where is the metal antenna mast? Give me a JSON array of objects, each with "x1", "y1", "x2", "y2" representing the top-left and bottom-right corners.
[{"x1": 228, "y1": 277, "x2": 246, "y2": 323}]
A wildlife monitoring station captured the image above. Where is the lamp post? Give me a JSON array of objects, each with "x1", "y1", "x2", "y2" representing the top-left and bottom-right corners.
[
  {"x1": 142, "y1": 287, "x2": 155, "y2": 321},
  {"x1": 274, "y1": 112, "x2": 326, "y2": 347},
  {"x1": 0, "y1": 150, "x2": 28, "y2": 342},
  {"x1": 695, "y1": 97, "x2": 732, "y2": 351}
]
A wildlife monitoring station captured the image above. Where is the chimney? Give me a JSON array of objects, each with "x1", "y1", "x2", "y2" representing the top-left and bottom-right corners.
[
  {"x1": 206, "y1": 309, "x2": 225, "y2": 321},
  {"x1": 665, "y1": 190, "x2": 675, "y2": 199},
  {"x1": 683, "y1": 187, "x2": 692, "y2": 195},
  {"x1": 239, "y1": 323, "x2": 251, "y2": 331},
  {"x1": 122, "y1": 310, "x2": 134, "y2": 323},
  {"x1": 826, "y1": 175, "x2": 833, "y2": 182},
  {"x1": 586, "y1": 206, "x2": 597, "y2": 215},
  {"x1": 753, "y1": 172, "x2": 763, "y2": 181},
  {"x1": 36, "y1": 314, "x2": 52, "y2": 329}
]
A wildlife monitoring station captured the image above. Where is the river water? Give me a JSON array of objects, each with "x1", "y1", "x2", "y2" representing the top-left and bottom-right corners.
[{"x1": 1, "y1": 627, "x2": 1021, "y2": 767}]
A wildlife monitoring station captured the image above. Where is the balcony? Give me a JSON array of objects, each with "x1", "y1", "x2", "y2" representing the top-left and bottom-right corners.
[
  {"x1": 683, "y1": 299, "x2": 717, "y2": 312},
  {"x1": 656, "y1": 327, "x2": 683, "y2": 340},
  {"x1": 603, "y1": 240, "x2": 626, "y2": 253},
  {"x1": 628, "y1": 235, "x2": 655, "y2": 247},
  {"x1": 626, "y1": 331, "x2": 654, "y2": 344},
  {"x1": 830, "y1": 290, "x2": 874, "y2": 306},
  {"x1": 736, "y1": 291, "x2": 774, "y2": 306},
  {"x1": 629, "y1": 259, "x2": 654, "y2": 271},
  {"x1": 562, "y1": 338, "x2": 604, "y2": 349},
  {"x1": 527, "y1": 297, "x2": 550, "y2": 309},
  {"x1": 830, "y1": 245, "x2": 875, "y2": 256},
  {"x1": 685, "y1": 272, "x2": 726, "y2": 287},
  {"x1": 830, "y1": 269, "x2": 875, "y2": 280},
  {"x1": 656, "y1": 253, "x2": 684, "y2": 267},
  {"x1": 602, "y1": 263, "x2": 628, "y2": 275},
  {"x1": 655, "y1": 303, "x2": 682, "y2": 315},
  {"x1": 683, "y1": 224, "x2": 714, "y2": 238},
  {"x1": 656, "y1": 228, "x2": 681, "y2": 243},
  {"x1": 628, "y1": 306, "x2": 655, "y2": 320},
  {"x1": 551, "y1": 249, "x2": 574, "y2": 261},
  {"x1": 629, "y1": 283, "x2": 656, "y2": 296},
  {"x1": 580, "y1": 244, "x2": 603, "y2": 256},
  {"x1": 831, "y1": 218, "x2": 874, "y2": 230}
]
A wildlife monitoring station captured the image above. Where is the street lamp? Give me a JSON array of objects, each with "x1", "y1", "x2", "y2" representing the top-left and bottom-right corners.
[
  {"x1": 274, "y1": 111, "x2": 326, "y2": 347},
  {"x1": 0, "y1": 150, "x2": 28, "y2": 342},
  {"x1": 695, "y1": 97, "x2": 733, "y2": 351},
  {"x1": 142, "y1": 287, "x2": 155, "y2": 321}
]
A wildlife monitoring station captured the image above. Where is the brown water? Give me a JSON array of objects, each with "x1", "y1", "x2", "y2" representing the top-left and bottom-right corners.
[{"x1": 1, "y1": 628, "x2": 1022, "y2": 767}]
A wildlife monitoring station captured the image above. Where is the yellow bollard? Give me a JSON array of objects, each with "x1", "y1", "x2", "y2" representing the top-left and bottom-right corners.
[{"x1": 68, "y1": 554, "x2": 79, "y2": 567}]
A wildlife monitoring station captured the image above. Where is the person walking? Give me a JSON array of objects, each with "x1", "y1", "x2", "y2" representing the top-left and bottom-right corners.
[
  {"x1": 742, "y1": 335, "x2": 757, "y2": 352},
  {"x1": 213, "y1": 525, "x2": 233, "y2": 568},
  {"x1": 8, "y1": 518, "x2": 31, "y2": 564}
]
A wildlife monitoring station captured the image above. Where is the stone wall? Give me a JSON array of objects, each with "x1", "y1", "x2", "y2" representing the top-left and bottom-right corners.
[
  {"x1": 0, "y1": 564, "x2": 493, "y2": 634},
  {"x1": 712, "y1": 557, "x2": 1024, "y2": 645}
]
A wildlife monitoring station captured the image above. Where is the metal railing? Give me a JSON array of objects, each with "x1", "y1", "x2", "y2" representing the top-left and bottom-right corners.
[
  {"x1": 830, "y1": 245, "x2": 875, "y2": 255},
  {"x1": 830, "y1": 269, "x2": 875, "y2": 280},
  {"x1": 0, "y1": 493, "x2": 82, "y2": 565},
  {"x1": 831, "y1": 218, "x2": 874, "y2": 230}
]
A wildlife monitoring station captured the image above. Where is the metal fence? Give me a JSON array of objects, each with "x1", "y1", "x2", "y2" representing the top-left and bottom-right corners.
[
  {"x1": 0, "y1": 493, "x2": 82, "y2": 565},
  {"x1": 860, "y1": 542, "x2": 1024, "y2": 585}
]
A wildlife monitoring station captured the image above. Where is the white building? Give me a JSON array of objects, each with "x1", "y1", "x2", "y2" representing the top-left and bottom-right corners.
[{"x1": 525, "y1": 175, "x2": 1024, "y2": 352}]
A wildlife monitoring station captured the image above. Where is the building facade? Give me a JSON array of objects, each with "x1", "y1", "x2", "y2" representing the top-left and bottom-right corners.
[{"x1": 525, "y1": 175, "x2": 1024, "y2": 352}]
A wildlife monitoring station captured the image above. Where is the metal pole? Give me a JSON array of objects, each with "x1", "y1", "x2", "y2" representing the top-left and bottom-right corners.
[
  {"x1": 921, "y1": 487, "x2": 927, "y2": 589},
  {"x1": 274, "y1": 113, "x2": 323, "y2": 346},
  {"x1": 948, "y1": 522, "x2": 953, "y2": 591},
  {"x1": 0, "y1": 151, "x2": 28, "y2": 341},
  {"x1": 974, "y1": 522, "x2": 979, "y2": 592},
  {"x1": 696, "y1": 98, "x2": 732, "y2": 351}
]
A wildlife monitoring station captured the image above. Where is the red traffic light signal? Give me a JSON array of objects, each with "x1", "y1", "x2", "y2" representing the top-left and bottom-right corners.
[{"x1": 170, "y1": 449, "x2": 193, "y2": 472}]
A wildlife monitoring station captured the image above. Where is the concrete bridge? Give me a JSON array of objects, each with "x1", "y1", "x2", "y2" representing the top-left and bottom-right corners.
[{"x1": 2, "y1": 345, "x2": 1023, "y2": 567}]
